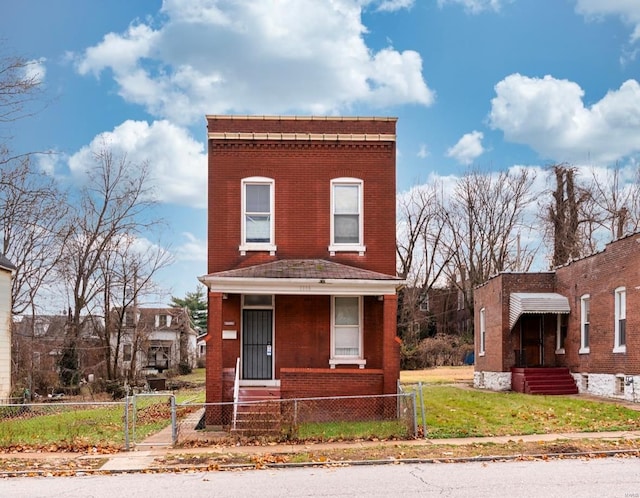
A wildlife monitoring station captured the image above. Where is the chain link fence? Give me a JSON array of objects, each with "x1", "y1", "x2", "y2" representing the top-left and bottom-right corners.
[
  {"x1": 0, "y1": 392, "x2": 418, "y2": 449},
  {"x1": 177, "y1": 392, "x2": 417, "y2": 444}
]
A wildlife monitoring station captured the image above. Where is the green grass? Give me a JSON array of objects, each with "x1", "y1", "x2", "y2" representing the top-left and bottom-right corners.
[
  {"x1": 416, "y1": 386, "x2": 640, "y2": 438},
  {"x1": 175, "y1": 368, "x2": 206, "y2": 385},
  {"x1": 297, "y1": 419, "x2": 410, "y2": 440},
  {"x1": 0, "y1": 404, "x2": 127, "y2": 447}
]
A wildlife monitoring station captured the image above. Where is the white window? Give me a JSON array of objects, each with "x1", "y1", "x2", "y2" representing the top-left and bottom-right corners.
[
  {"x1": 614, "y1": 287, "x2": 626, "y2": 353},
  {"x1": 479, "y1": 308, "x2": 486, "y2": 356},
  {"x1": 580, "y1": 295, "x2": 590, "y2": 354},
  {"x1": 155, "y1": 314, "x2": 172, "y2": 328},
  {"x1": 240, "y1": 177, "x2": 276, "y2": 255},
  {"x1": 329, "y1": 178, "x2": 365, "y2": 255},
  {"x1": 330, "y1": 296, "x2": 366, "y2": 368}
]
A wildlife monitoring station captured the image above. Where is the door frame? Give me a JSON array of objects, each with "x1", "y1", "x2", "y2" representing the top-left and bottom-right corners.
[{"x1": 240, "y1": 294, "x2": 278, "y2": 386}]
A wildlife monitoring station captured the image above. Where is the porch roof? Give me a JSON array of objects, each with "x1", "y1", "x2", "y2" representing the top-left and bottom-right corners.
[
  {"x1": 199, "y1": 259, "x2": 404, "y2": 296},
  {"x1": 509, "y1": 292, "x2": 570, "y2": 330}
]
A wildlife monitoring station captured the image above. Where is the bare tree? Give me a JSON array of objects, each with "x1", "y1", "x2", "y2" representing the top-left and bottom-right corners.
[
  {"x1": 445, "y1": 168, "x2": 538, "y2": 311},
  {"x1": 544, "y1": 164, "x2": 596, "y2": 267},
  {"x1": 100, "y1": 234, "x2": 173, "y2": 381},
  {"x1": 56, "y1": 146, "x2": 162, "y2": 386},
  {"x1": 396, "y1": 182, "x2": 452, "y2": 347},
  {"x1": 588, "y1": 164, "x2": 640, "y2": 240}
]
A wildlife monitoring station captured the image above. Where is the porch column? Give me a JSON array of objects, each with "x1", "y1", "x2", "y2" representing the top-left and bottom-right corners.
[
  {"x1": 382, "y1": 294, "x2": 400, "y2": 395},
  {"x1": 206, "y1": 292, "x2": 224, "y2": 422}
]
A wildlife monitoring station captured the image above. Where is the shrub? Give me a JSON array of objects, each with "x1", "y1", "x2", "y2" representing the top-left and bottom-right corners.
[
  {"x1": 177, "y1": 361, "x2": 192, "y2": 376},
  {"x1": 401, "y1": 334, "x2": 474, "y2": 369}
]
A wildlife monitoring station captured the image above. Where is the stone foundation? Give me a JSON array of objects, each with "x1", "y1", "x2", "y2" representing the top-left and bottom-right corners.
[
  {"x1": 572, "y1": 373, "x2": 640, "y2": 402},
  {"x1": 474, "y1": 371, "x2": 511, "y2": 391}
]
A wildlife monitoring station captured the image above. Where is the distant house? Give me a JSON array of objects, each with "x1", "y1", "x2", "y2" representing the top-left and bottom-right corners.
[
  {"x1": 199, "y1": 115, "x2": 404, "y2": 426},
  {"x1": 0, "y1": 254, "x2": 16, "y2": 399},
  {"x1": 12, "y1": 314, "x2": 104, "y2": 394},
  {"x1": 474, "y1": 233, "x2": 640, "y2": 400},
  {"x1": 112, "y1": 307, "x2": 197, "y2": 379}
]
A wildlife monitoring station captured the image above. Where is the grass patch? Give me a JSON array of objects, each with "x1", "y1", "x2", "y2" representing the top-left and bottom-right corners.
[
  {"x1": 296, "y1": 419, "x2": 410, "y2": 441},
  {"x1": 417, "y1": 386, "x2": 640, "y2": 438},
  {"x1": 401, "y1": 366, "x2": 473, "y2": 385},
  {"x1": 174, "y1": 368, "x2": 206, "y2": 385}
]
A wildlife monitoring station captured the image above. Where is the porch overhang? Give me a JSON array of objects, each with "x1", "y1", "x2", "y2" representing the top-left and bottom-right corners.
[
  {"x1": 199, "y1": 259, "x2": 405, "y2": 296},
  {"x1": 509, "y1": 292, "x2": 570, "y2": 330}
]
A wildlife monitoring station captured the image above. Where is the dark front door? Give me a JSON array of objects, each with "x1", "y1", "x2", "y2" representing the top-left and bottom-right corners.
[
  {"x1": 242, "y1": 309, "x2": 273, "y2": 380},
  {"x1": 520, "y1": 315, "x2": 543, "y2": 367}
]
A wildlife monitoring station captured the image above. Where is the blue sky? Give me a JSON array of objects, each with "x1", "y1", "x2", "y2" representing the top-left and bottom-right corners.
[{"x1": 2, "y1": 0, "x2": 640, "y2": 307}]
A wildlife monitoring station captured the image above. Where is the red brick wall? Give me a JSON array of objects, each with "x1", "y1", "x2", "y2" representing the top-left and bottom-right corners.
[
  {"x1": 218, "y1": 295, "x2": 387, "y2": 373},
  {"x1": 207, "y1": 117, "x2": 397, "y2": 276},
  {"x1": 280, "y1": 368, "x2": 384, "y2": 398},
  {"x1": 555, "y1": 234, "x2": 640, "y2": 375},
  {"x1": 475, "y1": 234, "x2": 640, "y2": 376},
  {"x1": 474, "y1": 273, "x2": 556, "y2": 372}
]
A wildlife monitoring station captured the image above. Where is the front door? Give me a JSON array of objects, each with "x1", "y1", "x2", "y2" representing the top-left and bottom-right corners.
[
  {"x1": 242, "y1": 309, "x2": 273, "y2": 380},
  {"x1": 520, "y1": 315, "x2": 543, "y2": 367}
]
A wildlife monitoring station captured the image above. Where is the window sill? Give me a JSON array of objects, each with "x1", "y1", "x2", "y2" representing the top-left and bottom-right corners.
[
  {"x1": 478, "y1": 352, "x2": 485, "y2": 357},
  {"x1": 329, "y1": 358, "x2": 366, "y2": 369},
  {"x1": 613, "y1": 345, "x2": 627, "y2": 354},
  {"x1": 555, "y1": 348, "x2": 565, "y2": 355},
  {"x1": 579, "y1": 347, "x2": 590, "y2": 355},
  {"x1": 239, "y1": 244, "x2": 277, "y2": 256},
  {"x1": 328, "y1": 244, "x2": 366, "y2": 256}
]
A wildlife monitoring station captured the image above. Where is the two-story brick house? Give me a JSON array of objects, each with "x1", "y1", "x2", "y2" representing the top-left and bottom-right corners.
[
  {"x1": 474, "y1": 233, "x2": 640, "y2": 401},
  {"x1": 199, "y1": 115, "x2": 404, "y2": 425}
]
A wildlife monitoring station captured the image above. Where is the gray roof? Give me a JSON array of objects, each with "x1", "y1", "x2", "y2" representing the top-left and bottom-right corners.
[
  {"x1": 209, "y1": 259, "x2": 400, "y2": 281},
  {"x1": 0, "y1": 253, "x2": 16, "y2": 272},
  {"x1": 509, "y1": 292, "x2": 570, "y2": 330}
]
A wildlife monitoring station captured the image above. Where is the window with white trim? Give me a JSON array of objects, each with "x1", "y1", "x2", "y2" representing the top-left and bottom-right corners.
[
  {"x1": 479, "y1": 308, "x2": 486, "y2": 356},
  {"x1": 580, "y1": 295, "x2": 590, "y2": 354},
  {"x1": 614, "y1": 287, "x2": 626, "y2": 352},
  {"x1": 329, "y1": 178, "x2": 365, "y2": 255},
  {"x1": 330, "y1": 296, "x2": 365, "y2": 367},
  {"x1": 240, "y1": 177, "x2": 276, "y2": 254}
]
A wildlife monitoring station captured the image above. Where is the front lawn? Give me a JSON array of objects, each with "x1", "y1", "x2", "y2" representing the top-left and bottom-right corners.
[{"x1": 418, "y1": 385, "x2": 640, "y2": 438}]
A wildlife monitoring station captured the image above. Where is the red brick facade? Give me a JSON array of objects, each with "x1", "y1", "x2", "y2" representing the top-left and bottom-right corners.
[
  {"x1": 474, "y1": 234, "x2": 640, "y2": 398},
  {"x1": 202, "y1": 116, "x2": 402, "y2": 414}
]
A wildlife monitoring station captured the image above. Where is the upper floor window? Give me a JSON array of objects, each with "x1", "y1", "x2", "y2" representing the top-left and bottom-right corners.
[
  {"x1": 580, "y1": 295, "x2": 590, "y2": 354},
  {"x1": 240, "y1": 177, "x2": 276, "y2": 255},
  {"x1": 329, "y1": 178, "x2": 365, "y2": 255},
  {"x1": 156, "y1": 314, "x2": 171, "y2": 328},
  {"x1": 614, "y1": 287, "x2": 626, "y2": 353}
]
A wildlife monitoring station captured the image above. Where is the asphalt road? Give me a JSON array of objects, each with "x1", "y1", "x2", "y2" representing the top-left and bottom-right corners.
[{"x1": 1, "y1": 457, "x2": 639, "y2": 497}]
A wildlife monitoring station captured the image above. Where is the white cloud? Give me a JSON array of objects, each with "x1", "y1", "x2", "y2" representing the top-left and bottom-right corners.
[
  {"x1": 575, "y1": 0, "x2": 640, "y2": 43},
  {"x1": 489, "y1": 73, "x2": 640, "y2": 164},
  {"x1": 437, "y1": 0, "x2": 506, "y2": 14},
  {"x1": 67, "y1": 120, "x2": 207, "y2": 208},
  {"x1": 73, "y1": 0, "x2": 433, "y2": 123},
  {"x1": 175, "y1": 232, "x2": 207, "y2": 262},
  {"x1": 24, "y1": 58, "x2": 46, "y2": 84},
  {"x1": 446, "y1": 131, "x2": 484, "y2": 165},
  {"x1": 375, "y1": 0, "x2": 414, "y2": 12},
  {"x1": 417, "y1": 144, "x2": 429, "y2": 158}
]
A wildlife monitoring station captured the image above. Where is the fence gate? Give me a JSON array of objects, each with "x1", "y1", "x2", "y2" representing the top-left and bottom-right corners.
[{"x1": 127, "y1": 393, "x2": 176, "y2": 449}]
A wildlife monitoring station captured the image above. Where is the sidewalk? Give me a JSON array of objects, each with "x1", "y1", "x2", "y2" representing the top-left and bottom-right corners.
[{"x1": 3, "y1": 427, "x2": 640, "y2": 474}]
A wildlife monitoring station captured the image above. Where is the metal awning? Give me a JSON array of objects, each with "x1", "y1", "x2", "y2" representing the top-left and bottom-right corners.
[{"x1": 509, "y1": 293, "x2": 570, "y2": 330}]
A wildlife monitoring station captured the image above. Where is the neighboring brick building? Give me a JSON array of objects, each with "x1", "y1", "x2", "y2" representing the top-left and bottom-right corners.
[
  {"x1": 199, "y1": 116, "x2": 404, "y2": 425},
  {"x1": 474, "y1": 233, "x2": 640, "y2": 401}
]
